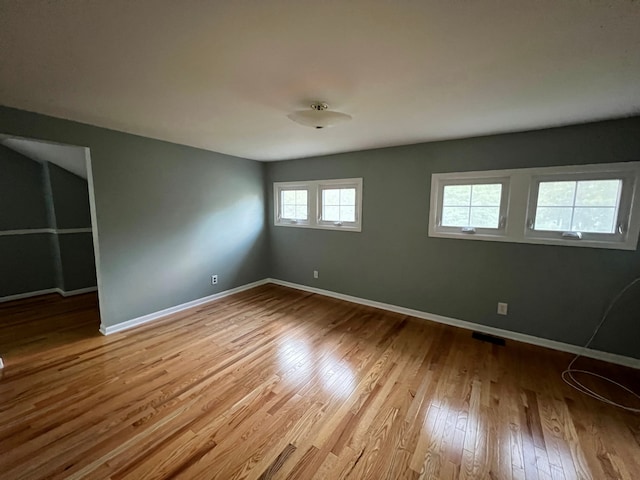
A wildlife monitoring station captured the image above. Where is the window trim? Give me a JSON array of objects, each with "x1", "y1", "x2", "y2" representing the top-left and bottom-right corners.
[
  {"x1": 429, "y1": 162, "x2": 640, "y2": 250},
  {"x1": 274, "y1": 178, "x2": 363, "y2": 232}
]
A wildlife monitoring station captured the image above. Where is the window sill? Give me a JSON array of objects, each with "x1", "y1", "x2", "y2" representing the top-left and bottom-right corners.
[
  {"x1": 275, "y1": 222, "x2": 362, "y2": 232},
  {"x1": 429, "y1": 229, "x2": 636, "y2": 250}
]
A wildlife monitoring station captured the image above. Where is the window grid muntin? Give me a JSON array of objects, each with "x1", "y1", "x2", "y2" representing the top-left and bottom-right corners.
[
  {"x1": 430, "y1": 162, "x2": 640, "y2": 250},
  {"x1": 436, "y1": 177, "x2": 510, "y2": 234},
  {"x1": 321, "y1": 187, "x2": 357, "y2": 222},
  {"x1": 533, "y1": 179, "x2": 622, "y2": 234},
  {"x1": 441, "y1": 183, "x2": 502, "y2": 228},
  {"x1": 280, "y1": 189, "x2": 308, "y2": 220},
  {"x1": 274, "y1": 178, "x2": 362, "y2": 232}
]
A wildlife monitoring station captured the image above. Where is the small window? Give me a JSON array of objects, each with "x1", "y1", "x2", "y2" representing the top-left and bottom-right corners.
[
  {"x1": 274, "y1": 184, "x2": 310, "y2": 225},
  {"x1": 321, "y1": 188, "x2": 356, "y2": 222},
  {"x1": 318, "y1": 180, "x2": 362, "y2": 229},
  {"x1": 280, "y1": 189, "x2": 309, "y2": 222},
  {"x1": 432, "y1": 176, "x2": 509, "y2": 237},
  {"x1": 274, "y1": 178, "x2": 363, "y2": 231},
  {"x1": 533, "y1": 179, "x2": 621, "y2": 233},
  {"x1": 442, "y1": 183, "x2": 503, "y2": 228},
  {"x1": 525, "y1": 169, "x2": 638, "y2": 248}
]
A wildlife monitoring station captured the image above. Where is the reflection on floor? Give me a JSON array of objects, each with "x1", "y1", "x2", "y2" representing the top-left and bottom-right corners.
[
  {"x1": 0, "y1": 284, "x2": 638, "y2": 479},
  {"x1": 0, "y1": 292, "x2": 99, "y2": 364}
]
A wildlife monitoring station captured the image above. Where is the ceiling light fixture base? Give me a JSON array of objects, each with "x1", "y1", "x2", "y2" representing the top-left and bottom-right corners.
[{"x1": 288, "y1": 101, "x2": 352, "y2": 129}]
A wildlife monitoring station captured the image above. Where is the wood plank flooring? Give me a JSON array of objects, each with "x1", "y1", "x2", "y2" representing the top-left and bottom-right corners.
[{"x1": 0, "y1": 284, "x2": 639, "y2": 479}]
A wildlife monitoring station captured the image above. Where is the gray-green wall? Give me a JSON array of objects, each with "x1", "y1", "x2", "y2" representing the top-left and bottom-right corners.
[
  {"x1": 46, "y1": 162, "x2": 96, "y2": 291},
  {"x1": 0, "y1": 145, "x2": 97, "y2": 296},
  {"x1": 266, "y1": 117, "x2": 640, "y2": 359},
  {"x1": 1, "y1": 146, "x2": 56, "y2": 296},
  {"x1": 0, "y1": 106, "x2": 269, "y2": 328},
  {"x1": 0, "y1": 145, "x2": 49, "y2": 228},
  {"x1": 0, "y1": 235, "x2": 57, "y2": 296},
  {"x1": 48, "y1": 162, "x2": 92, "y2": 229}
]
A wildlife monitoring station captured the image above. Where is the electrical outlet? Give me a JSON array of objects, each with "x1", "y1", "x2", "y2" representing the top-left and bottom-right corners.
[
  {"x1": 211, "y1": 275, "x2": 218, "y2": 285},
  {"x1": 313, "y1": 270, "x2": 319, "y2": 279},
  {"x1": 497, "y1": 302, "x2": 508, "y2": 315}
]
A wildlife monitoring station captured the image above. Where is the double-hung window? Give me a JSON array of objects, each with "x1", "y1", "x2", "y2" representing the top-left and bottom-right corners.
[
  {"x1": 429, "y1": 162, "x2": 640, "y2": 250},
  {"x1": 274, "y1": 178, "x2": 363, "y2": 231}
]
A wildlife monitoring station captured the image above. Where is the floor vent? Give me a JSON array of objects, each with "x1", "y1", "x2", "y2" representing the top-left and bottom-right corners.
[{"x1": 472, "y1": 331, "x2": 506, "y2": 346}]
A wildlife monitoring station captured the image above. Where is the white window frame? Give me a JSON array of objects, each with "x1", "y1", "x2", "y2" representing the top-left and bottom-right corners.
[
  {"x1": 525, "y1": 170, "x2": 635, "y2": 246},
  {"x1": 274, "y1": 183, "x2": 311, "y2": 226},
  {"x1": 274, "y1": 178, "x2": 363, "y2": 232},
  {"x1": 432, "y1": 175, "x2": 511, "y2": 238},
  {"x1": 429, "y1": 162, "x2": 640, "y2": 250},
  {"x1": 317, "y1": 179, "x2": 363, "y2": 230}
]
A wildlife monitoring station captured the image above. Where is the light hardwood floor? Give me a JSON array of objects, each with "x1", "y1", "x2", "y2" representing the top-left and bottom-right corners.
[{"x1": 0, "y1": 285, "x2": 638, "y2": 479}]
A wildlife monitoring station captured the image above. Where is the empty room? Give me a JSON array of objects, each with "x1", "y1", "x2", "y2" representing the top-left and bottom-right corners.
[{"x1": 1, "y1": 1, "x2": 639, "y2": 479}]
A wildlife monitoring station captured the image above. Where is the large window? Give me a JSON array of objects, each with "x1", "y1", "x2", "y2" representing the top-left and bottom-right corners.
[
  {"x1": 274, "y1": 178, "x2": 363, "y2": 231},
  {"x1": 429, "y1": 162, "x2": 640, "y2": 250}
]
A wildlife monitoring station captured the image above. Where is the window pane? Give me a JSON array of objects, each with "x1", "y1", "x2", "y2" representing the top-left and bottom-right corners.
[
  {"x1": 340, "y1": 206, "x2": 355, "y2": 222},
  {"x1": 323, "y1": 206, "x2": 339, "y2": 221},
  {"x1": 443, "y1": 185, "x2": 471, "y2": 206},
  {"x1": 442, "y1": 206, "x2": 470, "y2": 227},
  {"x1": 282, "y1": 190, "x2": 296, "y2": 204},
  {"x1": 295, "y1": 190, "x2": 308, "y2": 205},
  {"x1": 572, "y1": 207, "x2": 616, "y2": 233},
  {"x1": 340, "y1": 188, "x2": 356, "y2": 205},
  {"x1": 471, "y1": 184, "x2": 502, "y2": 206},
  {"x1": 295, "y1": 206, "x2": 308, "y2": 220},
  {"x1": 321, "y1": 187, "x2": 357, "y2": 223},
  {"x1": 470, "y1": 207, "x2": 500, "y2": 228},
  {"x1": 537, "y1": 181, "x2": 576, "y2": 206},
  {"x1": 534, "y1": 206, "x2": 572, "y2": 231},
  {"x1": 575, "y1": 180, "x2": 621, "y2": 207},
  {"x1": 323, "y1": 189, "x2": 340, "y2": 205},
  {"x1": 282, "y1": 205, "x2": 296, "y2": 219}
]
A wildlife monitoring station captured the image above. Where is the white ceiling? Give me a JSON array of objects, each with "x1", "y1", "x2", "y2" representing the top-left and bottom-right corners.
[
  {"x1": 1, "y1": 1, "x2": 639, "y2": 161},
  {"x1": 0, "y1": 136, "x2": 87, "y2": 179}
]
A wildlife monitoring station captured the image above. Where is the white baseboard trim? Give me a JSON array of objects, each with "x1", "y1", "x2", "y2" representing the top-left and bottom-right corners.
[
  {"x1": 92, "y1": 276, "x2": 639, "y2": 369},
  {"x1": 0, "y1": 288, "x2": 58, "y2": 303},
  {"x1": 55, "y1": 286, "x2": 98, "y2": 297},
  {"x1": 267, "y1": 278, "x2": 640, "y2": 370},
  {"x1": 0, "y1": 228, "x2": 53, "y2": 236},
  {"x1": 99, "y1": 279, "x2": 270, "y2": 335},
  {"x1": 0, "y1": 286, "x2": 98, "y2": 303},
  {"x1": 56, "y1": 228, "x2": 93, "y2": 235},
  {"x1": 0, "y1": 227, "x2": 92, "y2": 237}
]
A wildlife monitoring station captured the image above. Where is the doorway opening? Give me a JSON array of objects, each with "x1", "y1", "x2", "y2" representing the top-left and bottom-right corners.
[{"x1": 0, "y1": 135, "x2": 104, "y2": 367}]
